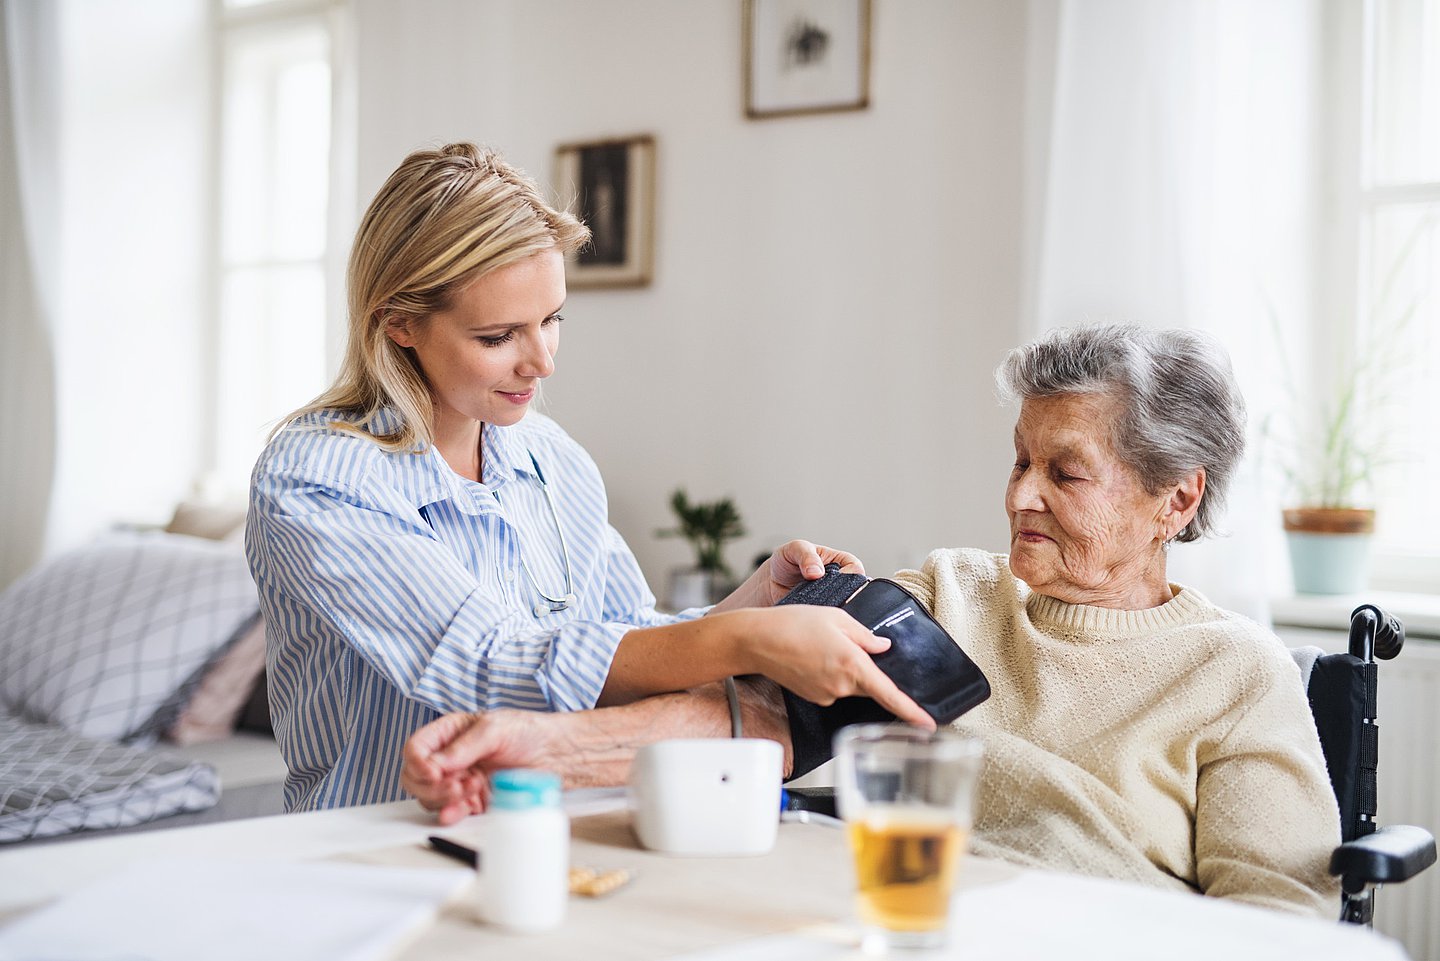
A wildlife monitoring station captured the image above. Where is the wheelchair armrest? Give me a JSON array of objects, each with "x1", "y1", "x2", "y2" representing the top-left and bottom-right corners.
[{"x1": 1329, "y1": 824, "x2": 1437, "y2": 892}]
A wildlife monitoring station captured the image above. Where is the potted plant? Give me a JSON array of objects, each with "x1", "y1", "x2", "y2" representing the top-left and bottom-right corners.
[
  {"x1": 1269, "y1": 249, "x2": 1420, "y2": 594},
  {"x1": 657, "y1": 488, "x2": 746, "y2": 609},
  {"x1": 1275, "y1": 373, "x2": 1381, "y2": 595}
]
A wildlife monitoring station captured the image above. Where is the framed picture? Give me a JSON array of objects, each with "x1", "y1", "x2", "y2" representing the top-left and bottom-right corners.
[
  {"x1": 744, "y1": 0, "x2": 871, "y2": 119},
  {"x1": 553, "y1": 135, "x2": 655, "y2": 289}
]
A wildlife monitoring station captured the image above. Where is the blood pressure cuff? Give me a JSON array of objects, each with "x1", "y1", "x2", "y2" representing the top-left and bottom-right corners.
[{"x1": 776, "y1": 565, "x2": 991, "y2": 780}]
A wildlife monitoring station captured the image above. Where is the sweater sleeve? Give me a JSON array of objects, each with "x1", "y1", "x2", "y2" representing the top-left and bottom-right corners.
[
  {"x1": 1193, "y1": 654, "x2": 1342, "y2": 917},
  {"x1": 889, "y1": 556, "x2": 939, "y2": 609}
]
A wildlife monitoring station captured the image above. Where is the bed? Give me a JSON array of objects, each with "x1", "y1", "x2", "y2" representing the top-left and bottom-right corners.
[{"x1": 0, "y1": 504, "x2": 288, "y2": 846}]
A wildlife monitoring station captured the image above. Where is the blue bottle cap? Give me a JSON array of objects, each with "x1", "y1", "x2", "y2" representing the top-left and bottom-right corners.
[{"x1": 490, "y1": 769, "x2": 562, "y2": 811}]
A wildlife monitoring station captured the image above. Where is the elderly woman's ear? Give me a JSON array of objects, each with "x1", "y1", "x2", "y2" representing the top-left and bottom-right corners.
[{"x1": 1159, "y1": 468, "x2": 1206, "y2": 542}]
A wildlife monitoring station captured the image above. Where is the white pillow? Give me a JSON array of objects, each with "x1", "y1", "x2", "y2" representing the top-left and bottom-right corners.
[{"x1": 0, "y1": 531, "x2": 260, "y2": 743}]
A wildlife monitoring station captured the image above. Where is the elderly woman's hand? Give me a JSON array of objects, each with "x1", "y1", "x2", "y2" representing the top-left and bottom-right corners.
[
  {"x1": 401, "y1": 710, "x2": 554, "y2": 825},
  {"x1": 712, "y1": 539, "x2": 865, "y2": 612}
]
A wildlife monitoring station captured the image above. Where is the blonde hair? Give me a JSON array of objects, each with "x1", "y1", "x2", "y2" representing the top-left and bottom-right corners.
[{"x1": 284, "y1": 142, "x2": 590, "y2": 451}]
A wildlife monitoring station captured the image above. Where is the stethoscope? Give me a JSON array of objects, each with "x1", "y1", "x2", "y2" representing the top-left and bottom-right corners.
[{"x1": 492, "y1": 451, "x2": 576, "y2": 617}]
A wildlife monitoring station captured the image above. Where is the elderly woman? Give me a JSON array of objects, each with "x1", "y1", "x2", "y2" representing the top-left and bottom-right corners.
[{"x1": 400, "y1": 324, "x2": 1341, "y2": 918}]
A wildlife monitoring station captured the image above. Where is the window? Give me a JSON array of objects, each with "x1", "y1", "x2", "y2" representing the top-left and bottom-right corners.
[
  {"x1": 1355, "y1": 0, "x2": 1440, "y2": 591},
  {"x1": 210, "y1": 0, "x2": 350, "y2": 492}
]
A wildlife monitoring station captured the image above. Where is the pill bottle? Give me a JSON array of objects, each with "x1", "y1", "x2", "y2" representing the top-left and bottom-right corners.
[{"x1": 476, "y1": 768, "x2": 569, "y2": 933}]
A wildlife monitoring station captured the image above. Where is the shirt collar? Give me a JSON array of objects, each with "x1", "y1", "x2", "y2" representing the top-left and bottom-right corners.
[
  {"x1": 480, "y1": 421, "x2": 538, "y2": 489},
  {"x1": 374, "y1": 412, "x2": 537, "y2": 514}
]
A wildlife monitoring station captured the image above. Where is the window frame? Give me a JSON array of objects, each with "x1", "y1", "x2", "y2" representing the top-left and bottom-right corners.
[
  {"x1": 203, "y1": 0, "x2": 353, "y2": 497},
  {"x1": 1324, "y1": 0, "x2": 1440, "y2": 594}
]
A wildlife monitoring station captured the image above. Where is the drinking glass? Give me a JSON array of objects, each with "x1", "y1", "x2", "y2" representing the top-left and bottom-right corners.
[{"x1": 834, "y1": 724, "x2": 983, "y2": 951}]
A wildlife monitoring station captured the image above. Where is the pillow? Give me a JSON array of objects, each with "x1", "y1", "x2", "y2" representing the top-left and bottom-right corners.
[
  {"x1": 164, "y1": 500, "x2": 248, "y2": 542},
  {"x1": 0, "y1": 714, "x2": 220, "y2": 842},
  {"x1": 0, "y1": 531, "x2": 260, "y2": 743},
  {"x1": 163, "y1": 615, "x2": 268, "y2": 746}
]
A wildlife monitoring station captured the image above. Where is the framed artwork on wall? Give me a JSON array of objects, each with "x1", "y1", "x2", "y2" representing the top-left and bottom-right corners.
[
  {"x1": 744, "y1": 0, "x2": 871, "y2": 119},
  {"x1": 553, "y1": 135, "x2": 656, "y2": 289}
]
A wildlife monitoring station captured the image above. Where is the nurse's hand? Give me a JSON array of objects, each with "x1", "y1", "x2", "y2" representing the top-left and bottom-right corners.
[
  {"x1": 734, "y1": 605, "x2": 935, "y2": 730},
  {"x1": 711, "y1": 539, "x2": 864, "y2": 611}
]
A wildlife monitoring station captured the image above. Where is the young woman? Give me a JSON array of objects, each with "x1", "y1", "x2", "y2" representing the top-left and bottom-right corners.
[{"x1": 246, "y1": 143, "x2": 927, "y2": 812}]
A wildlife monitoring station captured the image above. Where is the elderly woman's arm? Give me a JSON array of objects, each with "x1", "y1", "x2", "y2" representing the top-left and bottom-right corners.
[
  {"x1": 1193, "y1": 664, "x2": 1342, "y2": 916},
  {"x1": 401, "y1": 678, "x2": 793, "y2": 824}
]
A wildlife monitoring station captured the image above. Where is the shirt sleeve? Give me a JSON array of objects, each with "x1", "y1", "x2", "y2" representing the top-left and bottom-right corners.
[
  {"x1": 1193, "y1": 658, "x2": 1343, "y2": 917},
  {"x1": 601, "y1": 523, "x2": 707, "y2": 625},
  {"x1": 533, "y1": 522, "x2": 705, "y2": 709},
  {"x1": 250, "y1": 466, "x2": 677, "y2": 715}
]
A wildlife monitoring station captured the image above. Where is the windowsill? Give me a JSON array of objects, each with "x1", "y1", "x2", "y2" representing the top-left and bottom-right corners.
[{"x1": 1271, "y1": 591, "x2": 1440, "y2": 639}]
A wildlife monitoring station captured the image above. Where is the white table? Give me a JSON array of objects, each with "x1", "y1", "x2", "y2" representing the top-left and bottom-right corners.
[{"x1": 0, "y1": 793, "x2": 1413, "y2": 961}]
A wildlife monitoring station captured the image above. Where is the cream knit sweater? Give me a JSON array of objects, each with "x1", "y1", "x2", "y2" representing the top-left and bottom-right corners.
[{"x1": 892, "y1": 549, "x2": 1341, "y2": 917}]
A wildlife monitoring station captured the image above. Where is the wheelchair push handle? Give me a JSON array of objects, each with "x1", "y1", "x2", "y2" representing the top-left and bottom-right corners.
[{"x1": 1349, "y1": 604, "x2": 1404, "y2": 662}]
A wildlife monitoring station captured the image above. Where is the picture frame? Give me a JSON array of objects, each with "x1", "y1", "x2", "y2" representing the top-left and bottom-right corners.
[
  {"x1": 553, "y1": 135, "x2": 656, "y2": 289},
  {"x1": 744, "y1": 0, "x2": 871, "y2": 119}
]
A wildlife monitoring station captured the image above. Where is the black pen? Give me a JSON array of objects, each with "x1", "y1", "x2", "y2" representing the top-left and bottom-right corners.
[{"x1": 428, "y1": 834, "x2": 480, "y2": 869}]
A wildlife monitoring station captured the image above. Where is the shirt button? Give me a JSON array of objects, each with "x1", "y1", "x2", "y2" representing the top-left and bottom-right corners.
[{"x1": 505, "y1": 570, "x2": 517, "y2": 582}]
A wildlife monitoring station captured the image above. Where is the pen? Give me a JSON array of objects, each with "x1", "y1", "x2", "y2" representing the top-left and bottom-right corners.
[{"x1": 427, "y1": 834, "x2": 480, "y2": 869}]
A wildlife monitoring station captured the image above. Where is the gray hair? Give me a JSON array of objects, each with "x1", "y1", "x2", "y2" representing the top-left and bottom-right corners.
[{"x1": 995, "y1": 324, "x2": 1246, "y2": 543}]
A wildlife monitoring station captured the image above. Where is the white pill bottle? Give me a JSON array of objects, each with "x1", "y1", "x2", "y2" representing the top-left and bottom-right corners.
[{"x1": 476, "y1": 768, "x2": 569, "y2": 932}]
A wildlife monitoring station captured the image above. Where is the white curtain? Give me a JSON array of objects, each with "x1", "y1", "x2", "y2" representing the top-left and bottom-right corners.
[
  {"x1": 0, "y1": 0, "x2": 59, "y2": 590},
  {"x1": 1024, "y1": 0, "x2": 1324, "y2": 622}
]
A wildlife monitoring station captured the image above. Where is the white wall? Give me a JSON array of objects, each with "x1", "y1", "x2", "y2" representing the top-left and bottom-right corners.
[{"x1": 354, "y1": 0, "x2": 1027, "y2": 587}]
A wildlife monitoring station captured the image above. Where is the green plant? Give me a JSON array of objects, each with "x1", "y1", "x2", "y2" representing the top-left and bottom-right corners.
[
  {"x1": 1264, "y1": 219, "x2": 1429, "y2": 509},
  {"x1": 657, "y1": 489, "x2": 746, "y2": 578},
  {"x1": 1265, "y1": 326, "x2": 1390, "y2": 509}
]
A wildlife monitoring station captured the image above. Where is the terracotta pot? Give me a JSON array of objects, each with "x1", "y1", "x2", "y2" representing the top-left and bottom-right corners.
[{"x1": 1282, "y1": 507, "x2": 1376, "y2": 534}]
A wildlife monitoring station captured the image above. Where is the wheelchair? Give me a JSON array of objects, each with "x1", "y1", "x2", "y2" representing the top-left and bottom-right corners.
[{"x1": 1293, "y1": 604, "x2": 1437, "y2": 926}]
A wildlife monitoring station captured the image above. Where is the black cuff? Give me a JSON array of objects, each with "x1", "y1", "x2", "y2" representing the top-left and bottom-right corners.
[{"x1": 781, "y1": 688, "x2": 896, "y2": 780}]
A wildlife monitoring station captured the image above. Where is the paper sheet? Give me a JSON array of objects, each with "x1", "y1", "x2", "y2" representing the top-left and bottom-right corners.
[{"x1": 0, "y1": 858, "x2": 470, "y2": 961}]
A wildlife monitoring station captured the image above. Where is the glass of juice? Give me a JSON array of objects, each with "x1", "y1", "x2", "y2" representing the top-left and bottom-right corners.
[{"x1": 834, "y1": 724, "x2": 983, "y2": 951}]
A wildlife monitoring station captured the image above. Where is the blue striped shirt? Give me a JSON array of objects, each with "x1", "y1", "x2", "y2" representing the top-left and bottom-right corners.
[{"x1": 245, "y1": 408, "x2": 695, "y2": 812}]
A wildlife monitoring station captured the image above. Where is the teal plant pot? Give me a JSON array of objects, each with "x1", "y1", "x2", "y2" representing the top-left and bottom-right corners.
[{"x1": 1285, "y1": 531, "x2": 1372, "y2": 595}]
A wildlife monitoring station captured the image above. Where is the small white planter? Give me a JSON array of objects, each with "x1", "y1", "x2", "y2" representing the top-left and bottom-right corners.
[{"x1": 667, "y1": 569, "x2": 720, "y2": 611}]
